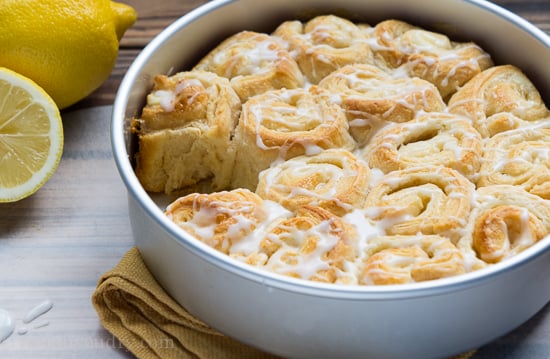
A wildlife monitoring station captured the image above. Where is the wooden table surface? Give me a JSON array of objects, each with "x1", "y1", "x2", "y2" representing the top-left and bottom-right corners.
[{"x1": 0, "y1": 1, "x2": 549, "y2": 358}]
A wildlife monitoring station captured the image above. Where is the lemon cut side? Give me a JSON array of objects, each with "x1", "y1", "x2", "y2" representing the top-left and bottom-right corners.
[{"x1": 0, "y1": 67, "x2": 63, "y2": 202}]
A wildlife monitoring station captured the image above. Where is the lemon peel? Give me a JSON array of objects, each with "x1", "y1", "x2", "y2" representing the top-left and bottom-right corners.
[{"x1": 0, "y1": 0, "x2": 137, "y2": 109}]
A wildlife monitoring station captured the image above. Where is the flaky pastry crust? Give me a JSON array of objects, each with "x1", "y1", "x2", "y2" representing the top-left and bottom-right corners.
[
  {"x1": 194, "y1": 31, "x2": 305, "y2": 102},
  {"x1": 231, "y1": 86, "x2": 356, "y2": 190},
  {"x1": 256, "y1": 149, "x2": 370, "y2": 216},
  {"x1": 477, "y1": 124, "x2": 550, "y2": 199},
  {"x1": 362, "y1": 112, "x2": 482, "y2": 181},
  {"x1": 258, "y1": 205, "x2": 359, "y2": 284},
  {"x1": 364, "y1": 166, "x2": 474, "y2": 241},
  {"x1": 165, "y1": 189, "x2": 267, "y2": 254},
  {"x1": 273, "y1": 15, "x2": 373, "y2": 84},
  {"x1": 134, "y1": 71, "x2": 241, "y2": 193},
  {"x1": 360, "y1": 235, "x2": 466, "y2": 285},
  {"x1": 448, "y1": 65, "x2": 550, "y2": 137},
  {"x1": 367, "y1": 19, "x2": 493, "y2": 99},
  {"x1": 459, "y1": 185, "x2": 550, "y2": 264},
  {"x1": 319, "y1": 63, "x2": 446, "y2": 145}
]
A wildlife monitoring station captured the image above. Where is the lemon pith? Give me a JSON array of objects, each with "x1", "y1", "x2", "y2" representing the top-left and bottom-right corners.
[{"x1": 0, "y1": 67, "x2": 64, "y2": 202}]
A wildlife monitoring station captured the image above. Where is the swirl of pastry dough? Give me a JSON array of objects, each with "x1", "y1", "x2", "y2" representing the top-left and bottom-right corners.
[
  {"x1": 259, "y1": 205, "x2": 359, "y2": 284},
  {"x1": 367, "y1": 19, "x2": 493, "y2": 99},
  {"x1": 134, "y1": 71, "x2": 241, "y2": 193},
  {"x1": 359, "y1": 235, "x2": 466, "y2": 285},
  {"x1": 459, "y1": 185, "x2": 550, "y2": 264},
  {"x1": 231, "y1": 86, "x2": 356, "y2": 190},
  {"x1": 365, "y1": 19, "x2": 417, "y2": 68},
  {"x1": 273, "y1": 15, "x2": 373, "y2": 84},
  {"x1": 256, "y1": 149, "x2": 370, "y2": 216},
  {"x1": 165, "y1": 189, "x2": 269, "y2": 254},
  {"x1": 193, "y1": 31, "x2": 304, "y2": 102},
  {"x1": 448, "y1": 65, "x2": 550, "y2": 137},
  {"x1": 362, "y1": 112, "x2": 482, "y2": 181},
  {"x1": 318, "y1": 63, "x2": 445, "y2": 145},
  {"x1": 477, "y1": 124, "x2": 550, "y2": 199},
  {"x1": 364, "y1": 166, "x2": 474, "y2": 241}
]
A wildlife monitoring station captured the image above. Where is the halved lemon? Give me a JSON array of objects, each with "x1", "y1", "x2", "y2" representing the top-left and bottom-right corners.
[{"x1": 0, "y1": 67, "x2": 63, "y2": 202}]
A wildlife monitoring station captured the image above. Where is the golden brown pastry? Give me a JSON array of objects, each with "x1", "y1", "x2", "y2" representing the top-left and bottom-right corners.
[
  {"x1": 144, "y1": 16, "x2": 550, "y2": 287},
  {"x1": 459, "y1": 185, "x2": 550, "y2": 264},
  {"x1": 257, "y1": 205, "x2": 359, "y2": 284},
  {"x1": 365, "y1": 19, "x2": 416, "y2": 68},
  {"x1": 231, "y1": 86, "x2": 356, "y2": 190},
  {"x1": 256, "y1": 149, "x2": 371, "y2": 216},
  {"x1": 477, "y1": 124, "x2": 550, "y2": 199},
  {"x1": 361, "y1": 112, "x2": 483, "y2": 181},
  {"x1": 364, "y1": 166, "x2": 474, "y2": 241},
  {"x1": 318, "y1": 63, "x2": 445, "y2": 145},
  {"x1": 448, "y1": 65, "x2": 550, "y2": 137},
  {"x1": 193, "y1": 31, "x2": 304, "y2": 102},
  {"x1": 359, "y1": 235, "x2": 466, "y2": 285},
  {"x1": 273, "y1": 15, "x2": 373, "y2": 84},
  {"x1": 367, "y1": 19, "x2": 493, "y2": 98},
  {"x1": 165, "y1": 189, "x2": 270, "y2": 254},
  {"x1": 134, "y1": 71, "x2": 241, "y2": 193}
]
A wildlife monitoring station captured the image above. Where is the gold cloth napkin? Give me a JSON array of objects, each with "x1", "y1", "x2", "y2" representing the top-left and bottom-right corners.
[{"x1": 92, "y1": 247, "x2": 476, "y2": 359}]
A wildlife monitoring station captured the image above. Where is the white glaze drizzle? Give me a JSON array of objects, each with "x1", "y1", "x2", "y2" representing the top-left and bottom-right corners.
[
  {"x1": 0, "y1": 300, "x2": 54, "y2": 345},
  {"x1": 229, "y1": 200, "x2": 293, "y2": 255},
  {"x1": 149, "y1": 78, "x2": 204, "y2": 112},
  {"x1": 23, "y1": 300, "x2": 54, "y2": 324},
  {"x1": 0, "y1": 309, "x2": 14, "y2": 344}
]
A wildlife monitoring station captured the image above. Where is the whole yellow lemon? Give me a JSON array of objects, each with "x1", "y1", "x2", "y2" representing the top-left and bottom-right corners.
[{"x1": 0, "y1": 0, "x2": 136, "y2": 109}]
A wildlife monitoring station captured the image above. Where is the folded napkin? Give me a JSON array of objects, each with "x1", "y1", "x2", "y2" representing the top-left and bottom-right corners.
[{"x1": 92, "y1": 247, "x2": 475, "y2": 359}]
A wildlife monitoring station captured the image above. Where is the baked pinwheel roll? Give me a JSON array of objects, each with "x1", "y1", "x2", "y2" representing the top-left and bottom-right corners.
[
  {"x1": 231, "y1": 86, "x2": 356, "y2": 190},
  {"x1": 448, "y1": 65, "x2": 550, "y2": 137},
  {"x1": 134, "y1": 71, "x2": 241, "y2": 193},
  {"x1": 273, "y1": 15, "x2": 373, "y2": 84},
  {"x1": 459, "y1": 185, "x2": 550, "y2": 264},
  {"x1": 367, "y1": 19, "x2": 493, "y2": 99},
  {"x1": 258, "y1": 205, "x2": 359, "y2": 284},
  {"x1": 359, "y1": 235, "x2": 466, "y2": 285},
  {"x1": 193, "y1": 31, "x2": 304, "y2": 102},
  {"x1": 362, "y1": 112, "x2": 483, "y2": 181},
  {"x1": 477, "y1": 124, "x2": 550, "y2": 199},
  {"x1": 256, "y1": 149, "x2": 371, "y2": 216},
  {"x1": 364, "y1": 166, "x2": 474, "y2": 241},
  {"x1": 318, "y1": 64, "x2": 445, "y2": 145},
  {"x1": 165, "y1": 189, "x2": 274, "y2": 254}
]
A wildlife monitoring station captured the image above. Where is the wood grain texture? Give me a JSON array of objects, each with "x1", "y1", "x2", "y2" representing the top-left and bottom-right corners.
[{"x1": 0, "y1": 1, "x2": 548, "y2": 358}]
